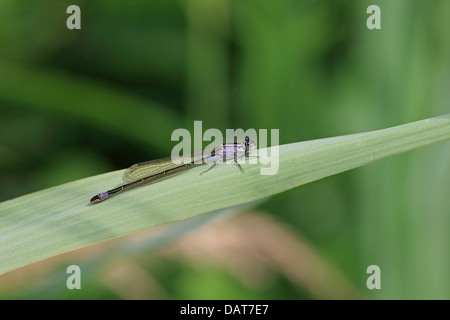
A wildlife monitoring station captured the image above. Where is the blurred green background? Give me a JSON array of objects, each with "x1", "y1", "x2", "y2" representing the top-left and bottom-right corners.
[{"x1": 0, "y1": 0, "x2": 449, "y2": 299}]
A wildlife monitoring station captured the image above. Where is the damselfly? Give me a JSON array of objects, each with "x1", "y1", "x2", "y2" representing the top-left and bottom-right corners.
[{"x1": 90, "y1": 137, "x2": 256, "y2": 204}]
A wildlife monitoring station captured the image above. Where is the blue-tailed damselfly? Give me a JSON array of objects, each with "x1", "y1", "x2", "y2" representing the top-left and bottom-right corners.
[{"x1": 90, "y1": 137, "x2": 256, "y2": 203}]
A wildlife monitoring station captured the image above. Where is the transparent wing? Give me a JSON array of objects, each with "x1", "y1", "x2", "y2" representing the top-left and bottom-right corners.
[{"x1": 122, "y1": 148, "x2": 215, "y2": 183}]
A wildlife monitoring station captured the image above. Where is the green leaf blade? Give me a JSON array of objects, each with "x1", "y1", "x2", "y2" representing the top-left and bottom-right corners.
[{"x1": 0, "y1": 114, "x2": 449, "y2": 274}]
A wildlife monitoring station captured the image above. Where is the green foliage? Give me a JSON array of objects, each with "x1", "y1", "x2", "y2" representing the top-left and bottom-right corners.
[
  {"x1": 1, "y1": 114, "x2": 448, "y2": 276},
  {"x1": 1, "y1": 0, "x2": 450, "y2": 299}
]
